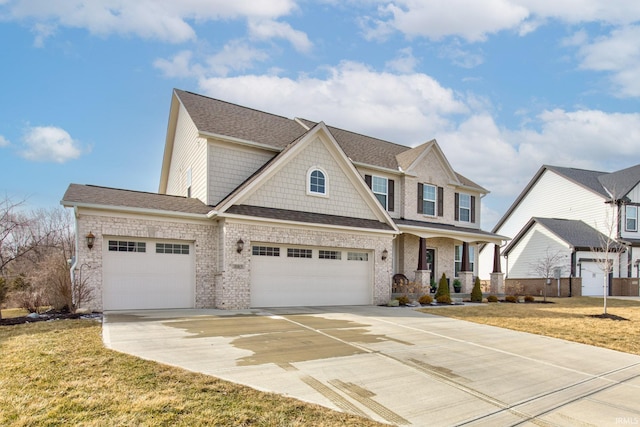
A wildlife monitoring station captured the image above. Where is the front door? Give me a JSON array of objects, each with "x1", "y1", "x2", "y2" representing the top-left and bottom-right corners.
[{"x1": 426, "y1": 248, "x2": 436, "y2": 284}]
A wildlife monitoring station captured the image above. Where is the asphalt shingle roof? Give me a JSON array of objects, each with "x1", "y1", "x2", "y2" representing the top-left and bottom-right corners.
[
  {"x1": 226, "y1": 205, "x2": 394, "y2": 230},
  {"x1": 176, "y1": 90, "x2": 486, "y2": 191},
  {"x1": 534, "y1": 217, "x2": 616, "y2": 250},
  {"x1": 62, "y1": 184, "x2": 212, "y2": 215}
]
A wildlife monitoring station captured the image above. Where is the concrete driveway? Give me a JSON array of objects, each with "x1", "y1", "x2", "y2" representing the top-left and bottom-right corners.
[{"x1": 103, "y1": 306, "x2": 640, "y2": 426}]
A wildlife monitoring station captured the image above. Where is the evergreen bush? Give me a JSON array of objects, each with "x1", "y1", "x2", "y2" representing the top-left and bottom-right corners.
[
  {"x1": 434, "y1": 273, "x2": 450, "y2": 299},
  {"x1": 487, "y1": 295, "x2": 498, "y2": 303},
  {"x1": 471, "y1": 276, "x2": 483, "y2": 302}
]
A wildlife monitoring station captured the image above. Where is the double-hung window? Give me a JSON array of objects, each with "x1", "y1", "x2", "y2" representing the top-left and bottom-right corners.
[
  {"x1": 458, "y1": 194, "x2": 471, "y2": 222},
  {"x1": 626, "y1": 205, "x2": 638, "y2": 231},
  {"x1": 372, "y1": 176, "x2": 388, "y2": 209},
  {"x1": 422, "y1": 184, "x2": 436, "y2": 216}
]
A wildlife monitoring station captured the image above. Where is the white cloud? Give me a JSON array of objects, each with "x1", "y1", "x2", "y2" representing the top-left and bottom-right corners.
[
  {"x1": 20, "y1": 126, "x2": 84, "y2": 163},
  {"x1": 364, "y1": 1, "x2": 640, "y2": 42},
  {"x1": 576, "y1": 25, "x2": 640, "y2": 97},
  {"x1": 198, "y1": 61, "x2": 468, "y2": 143},
  {"x1": 154, "y1": 42, "x2": 270, "y2": 78},
  {"x1": 248, "y1": 19, "x2": 312, "y2": 53},
  {"x1": 385, "y1": 47, "x2": 418, "y2": 73},
  {"x1": 2, "y1": 0, "x2": 299, "y2": 44},
  {"x1": 0, "y1": 135, "x2": 9, "y2": 147}
]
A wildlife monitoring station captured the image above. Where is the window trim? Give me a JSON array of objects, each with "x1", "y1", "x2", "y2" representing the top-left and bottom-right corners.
[
  {"x1": 626, "y1": 205, "x2": 638, "y2": 232},
  {"x1": 371, "y1": 176, "x2": 388, "y2": 210},
  {"x1": 422, "y1": 183, "x2": 437, "y2": 216},
  {"x1": 458, "y1": 193, "x2": 471, "y2": 223},
  {"x1": 108, "y1": 240, "x2": 146, "y2": 253},
  {"x1": 307, "y1": 167, "x2": 328, "y2": 197}
]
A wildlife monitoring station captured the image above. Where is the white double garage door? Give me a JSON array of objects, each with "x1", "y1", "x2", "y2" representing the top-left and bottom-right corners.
[
  {"x1": 250, "y1": 244, "x2": 373, "y2": 307},
  {"x1": 102, "y1": 238, "x2": 373, "y2": 310}
]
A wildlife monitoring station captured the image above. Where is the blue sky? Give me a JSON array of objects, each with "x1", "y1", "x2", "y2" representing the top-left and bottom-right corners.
[{"x1": 1, "y1": 1, "x2": 640, "y2": 229}]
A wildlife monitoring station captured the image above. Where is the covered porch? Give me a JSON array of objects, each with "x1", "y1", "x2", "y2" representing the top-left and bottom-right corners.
[{"x1": 393, "y1": 219, "x2": 507, "y2": 295}]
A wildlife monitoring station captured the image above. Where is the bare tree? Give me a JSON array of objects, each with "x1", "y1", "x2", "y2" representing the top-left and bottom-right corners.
[
  {"x1": 0, "y1": 199, "x2": 78, "y2": 317},
  {"x1": 530, "y1": 247, "x2": 567, "y2": 302},
  {"x1": 591, "y1": 204, "x2": 621, "y2": 315}
]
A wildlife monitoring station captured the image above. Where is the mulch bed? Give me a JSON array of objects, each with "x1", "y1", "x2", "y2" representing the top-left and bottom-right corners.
[
  {"x1": 587, "y1": 313, "x2": 629, "y2": 321},
  {"x1": 0, "y1": 312, "x2": 102, "y2": 326}
]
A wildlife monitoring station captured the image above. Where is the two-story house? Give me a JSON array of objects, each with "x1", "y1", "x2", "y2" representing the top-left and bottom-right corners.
[
  {"x1": 62, "y1": 89, "x2": 506, "y2": 311},
  {"x1": 478, "y1": 164, "x2": 640, "y2": 297}
]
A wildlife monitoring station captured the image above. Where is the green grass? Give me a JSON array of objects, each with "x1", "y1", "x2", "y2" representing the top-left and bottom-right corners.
[
  {"x1": 419, "y1": 297, "x2": 640, "y2": 355},
  {"x1": 0, "y1": 320, "x2": 384, "y2": 427}
]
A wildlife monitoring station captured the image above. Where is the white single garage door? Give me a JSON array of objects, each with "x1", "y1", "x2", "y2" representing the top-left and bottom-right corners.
[
  {"x1": 250, "y1": 244, "x2": 372, "y2": 307},
  {"x1": 102, "y1": 238, "x2": 195, "y2": 310},
  {"x1": 581, "y1": 261, "x2": 607, "y2": 296}
]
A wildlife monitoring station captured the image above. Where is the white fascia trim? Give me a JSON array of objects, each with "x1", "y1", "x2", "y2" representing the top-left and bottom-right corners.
[
  {"x1": 453, "y1": 182, "x2": 490, "y2": 194},
  {"x1": 221, "y1": 212, "x2": 399, "y2": 236},
  {"x1": 399, "y1": 224, "x2": 508, "y2": 244},
  {"x1": 61, "y1": 201, "x2": 210, "y2": 221},
  {"x1": 199, "y1": 130, "x2": 282, "y2": 153},
  {"x1": 352, "y1": 161, "x2": 405, "y2": 176}
]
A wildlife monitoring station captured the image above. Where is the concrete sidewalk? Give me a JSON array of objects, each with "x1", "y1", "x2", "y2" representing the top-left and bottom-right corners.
[{"x1": 103, "y1": 306, "x2": 640, "y2": 426}]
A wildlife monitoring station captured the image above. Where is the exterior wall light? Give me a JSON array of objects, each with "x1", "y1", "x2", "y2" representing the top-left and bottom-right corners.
[
  {"x1": 86, "y1": 232, "x2": 95, "y2": 250},
  {"x1": 382, "y1": 248, "x2": 388, "y2": 261},
  {"x1": 236, "y1": 239, "x2": 244, "y2": 253}
]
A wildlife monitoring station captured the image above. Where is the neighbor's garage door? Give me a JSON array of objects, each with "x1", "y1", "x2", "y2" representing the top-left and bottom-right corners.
[
  {"x1": 250, "y1": 245, "x2": 372, "y2": 307},
  {"x1": 102, "y1": 238, "x2": 195, "y2": 310},
  {"x1": 581, "y1": 261, "x2": 606, "y2": 296}
]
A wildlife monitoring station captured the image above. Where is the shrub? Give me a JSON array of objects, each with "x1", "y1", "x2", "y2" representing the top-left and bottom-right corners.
[
  {"x1": 418, "y1": 294, "x2": 433, "y2": 305},
  {"x1": 470, "y1": 276, "x2": 483, "y2": 302},
  {"x1": 436, "y1": 295, "x2": 452, "y2": 304},
  {"x1": 434, "y1": 273, "x2": 450, "y2": 299},
  {"x1": 504, "y1": 295, "x2": 518, "y2": 303},
  {"x1": 452, "y1": 279, "x2": 462, "y2": 292},
  {"x1": 524, "y1": 295, "x2": 535, "y2": 303},
  {"x1": 487, "y1": 295, "x2": 498, "y2": 303},
  {"x1": 396, "y1": 295, "x2": 410, "y2": 306}
]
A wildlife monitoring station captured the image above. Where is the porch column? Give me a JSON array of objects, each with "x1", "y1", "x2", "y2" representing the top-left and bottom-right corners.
[
  {"x1": 415, "y1": 237, "x2": 431, "y2": 292},
  {"x1": 458, "y1": 241, "x2": 474, "y2": 293},
  {"x1": 492, "y1": 244, "x2": 502, "y2": 273},
  {"x1": 490, "y1": 243, "x2": 505, "y2": 294}
]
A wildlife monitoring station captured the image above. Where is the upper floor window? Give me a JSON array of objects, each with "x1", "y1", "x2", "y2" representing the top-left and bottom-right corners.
[
  {"x1": 626, "y1": 205, "x2": 638, "y2": 231},
  {"x1": 365, "y1": 174, "x2": 394, "y2": 212},
  {"x1": 307, "y1": 168, "x2": 327, "y2": 196},
  {"x1": 459, "y1": 194, "x2": 471, "y2": 222},
  {"x1": 423, "y1": 184, "x2": 436, "y2": 216},
  {"x1": 372, "y1": 176, "x2": 388, "y2": 209}
]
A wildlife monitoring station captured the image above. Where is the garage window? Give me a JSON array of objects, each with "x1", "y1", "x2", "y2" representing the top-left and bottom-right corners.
[
  {"x1": 156, "y1": 243, "x2": 189, "y2": 254},
  {"x1": 108, "y1": 240, "x2": 146, "y2": 253},
  {"x1": 252, "y1": 246, "x2": 280, "y2": 256},
  {"x1": 348, "y1": 252, "x2": 368, "y2": 261},
  {"x1": 287, "y1": 248, "x2": 312, "y2": 258},
  {"x1": 319, "y1": 250, "x2": 341, "y2": 260}
]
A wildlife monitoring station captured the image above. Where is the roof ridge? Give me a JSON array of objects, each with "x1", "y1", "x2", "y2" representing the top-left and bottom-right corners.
[{"x1": 174, "y1": 89, "x2": 298, "y2": 124}]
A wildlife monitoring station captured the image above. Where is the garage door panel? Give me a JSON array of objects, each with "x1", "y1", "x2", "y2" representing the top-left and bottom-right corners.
[
  {"x1": 250, "y1": 246, "x2": 372, "y2": 307},
  {"x1": 103, "y1": 239, "x2": 195, "y2": 310}
]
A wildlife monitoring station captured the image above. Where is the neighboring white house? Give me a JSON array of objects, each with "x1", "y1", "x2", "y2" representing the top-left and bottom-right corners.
[
  {"x1": 63, "y1": 89, "x2": 506, "y2": 311},
  {"x1": 479, "y1": 164, "x2": 640, "y2": 296}
]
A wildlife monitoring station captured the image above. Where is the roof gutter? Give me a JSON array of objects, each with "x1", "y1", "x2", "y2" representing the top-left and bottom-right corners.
[{"x1": 61, "y1": 200, "x2": 211, "y2": 221}]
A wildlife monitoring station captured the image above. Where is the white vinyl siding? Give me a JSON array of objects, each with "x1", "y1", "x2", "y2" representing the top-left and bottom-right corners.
[
  {"x1": 479, "y1": 169, "x2": 611, "y2": 279},
  {"x1": 506, "y1": 223, "x2": 571, "y2": 278},
  {"x1": 165, "y1": 103, "x2": 208, "y2": 202}
]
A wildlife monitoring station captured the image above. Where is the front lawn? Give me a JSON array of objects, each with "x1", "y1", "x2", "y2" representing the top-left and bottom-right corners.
[
  {"x1": 419, "y1": 297, "x2": 640, "y2": 355},
  {"x1": 0, "y1": 320, "x2": 383, "y2": 427}
]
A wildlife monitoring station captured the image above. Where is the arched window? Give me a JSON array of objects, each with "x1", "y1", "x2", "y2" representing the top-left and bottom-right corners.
[{"x1": 308, "y1": 168, "x2": 326, "y2": 195}]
